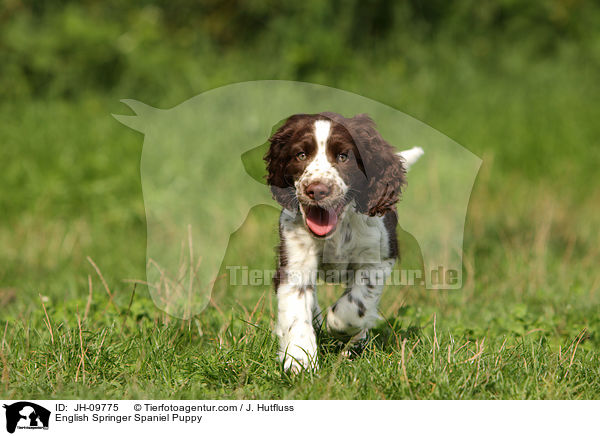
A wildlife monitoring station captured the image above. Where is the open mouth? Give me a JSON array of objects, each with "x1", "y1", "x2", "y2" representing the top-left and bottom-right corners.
[{"x1": 301, "y1": 203, "x2": 345, "y2": 237}]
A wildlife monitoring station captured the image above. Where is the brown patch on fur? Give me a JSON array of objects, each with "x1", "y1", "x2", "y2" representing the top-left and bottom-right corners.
[
  {"x1": 321, "y1": 112, "x2": 406, "y2": 216},
  {"x1": 264, "y1": 114, "x2": 319, "y2": 211},
  {"x1": 273, "y1": 224, "x2": 287, "y2": 292},
  {"x1": 383, "y1": 210, "x2": 399, "y2": 259}
]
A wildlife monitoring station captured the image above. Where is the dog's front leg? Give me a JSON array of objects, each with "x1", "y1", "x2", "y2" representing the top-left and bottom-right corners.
[
  {"x1": 276, "y1": 282, "x2": 319, "y2": 372},
  {"x1": 275, "y1": 218, "x2": 321, "y2": 373}
]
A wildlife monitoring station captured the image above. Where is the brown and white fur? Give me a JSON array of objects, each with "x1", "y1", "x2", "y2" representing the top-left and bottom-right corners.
[{"x1": 264, "y1": 112, "x2": 423, "y2": 372}]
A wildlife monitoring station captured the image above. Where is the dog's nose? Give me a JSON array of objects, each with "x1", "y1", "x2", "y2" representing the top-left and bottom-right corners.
[{"x1": 305, "y1": 182, "x2": 331, "y2": 201}]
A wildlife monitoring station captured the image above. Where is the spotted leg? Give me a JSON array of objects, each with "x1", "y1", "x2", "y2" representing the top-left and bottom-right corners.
[{"x1": 326, "y1": 260, "x2": 395, "y2": 345}]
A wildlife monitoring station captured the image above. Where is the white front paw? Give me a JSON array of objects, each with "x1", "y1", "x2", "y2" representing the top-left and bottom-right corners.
[
  {"x1": 280, "y1": 346, "x2": 318, "y2": 373},
  {"x1": 278, "y1": 326, "x2": 318, "y2": 373}
]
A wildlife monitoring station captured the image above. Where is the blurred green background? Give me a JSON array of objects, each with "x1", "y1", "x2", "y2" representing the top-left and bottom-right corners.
[
  {"x1": 2, "y1": 0, "x2": 599, "y2": 289},
  {"x1": 1, "y1": 0, "x2": 600, "y2": 398}
]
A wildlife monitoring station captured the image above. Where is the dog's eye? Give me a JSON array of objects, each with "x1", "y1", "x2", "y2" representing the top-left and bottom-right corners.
[
  {"x1": 296, "y1": 152, "x2": 307, "y2": 161},
  {"x1": 337, "y1": 152, "x2": 349, "y2": 163}
]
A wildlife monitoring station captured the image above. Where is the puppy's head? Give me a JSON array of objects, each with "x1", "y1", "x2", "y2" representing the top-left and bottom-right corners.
[{"x1": 264, "y1": 112, "x2": 406, "y2": 238}]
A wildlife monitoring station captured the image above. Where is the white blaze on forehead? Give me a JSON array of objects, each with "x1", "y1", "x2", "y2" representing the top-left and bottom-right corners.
[
  {"x1": 314, "y1": 120, "x2": 331, "y2": 149},
  {"x1": 308, "y1": 120, "x2": 332, "y2": 172},
  {"x1": 296, "y1": 118, "x2": 347, "y2": 198}
]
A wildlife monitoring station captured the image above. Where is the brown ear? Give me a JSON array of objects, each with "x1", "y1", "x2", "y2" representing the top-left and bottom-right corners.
[
  {"x1": 263, "y1": 115, "x2": 303, "y2": 211},
  {"x1": 349, "y1": 114, "x2": 406, "y2": 216}
]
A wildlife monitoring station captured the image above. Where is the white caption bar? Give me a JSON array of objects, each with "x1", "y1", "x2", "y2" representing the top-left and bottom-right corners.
[{"x1": 0, "y1": 400, "x2": 594, "y2": 435}]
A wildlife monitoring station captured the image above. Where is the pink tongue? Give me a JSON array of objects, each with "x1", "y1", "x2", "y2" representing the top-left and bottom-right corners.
[{"x1": 305, "y1": 206, "x2": 338, "y2": 236}]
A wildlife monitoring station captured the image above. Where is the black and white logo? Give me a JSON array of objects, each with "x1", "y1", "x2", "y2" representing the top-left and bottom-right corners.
[{"x1": 3, "y1": 402, "x2": 50, "y2": 434}]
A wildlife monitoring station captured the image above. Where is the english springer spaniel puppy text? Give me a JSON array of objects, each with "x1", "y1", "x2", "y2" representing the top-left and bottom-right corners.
[{"x1": 264, "y1": 112, "x2": 423, "y2": 372}]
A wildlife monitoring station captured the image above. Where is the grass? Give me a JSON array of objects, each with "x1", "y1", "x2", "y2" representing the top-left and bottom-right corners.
[
  {"x1": 2, "y1": 286, "x2": 599, "y2": 399},
  {"x1": 1, "y1": 46, "x2": 600, "y2": 399}
]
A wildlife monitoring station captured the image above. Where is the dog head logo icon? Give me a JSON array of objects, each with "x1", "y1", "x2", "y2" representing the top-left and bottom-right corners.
[{"x1": 3, "y1": 402, "x2": 50, "y2": 433}]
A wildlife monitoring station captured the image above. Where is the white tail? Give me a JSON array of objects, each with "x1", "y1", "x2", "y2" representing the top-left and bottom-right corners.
[{"x1": 398, "y1": 146, "x2": 424, "y2": 171}]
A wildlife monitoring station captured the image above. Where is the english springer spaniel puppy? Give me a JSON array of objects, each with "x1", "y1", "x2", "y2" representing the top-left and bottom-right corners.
[{"x1": 264, "y1": 112, "x2": 423, "y2": 372}]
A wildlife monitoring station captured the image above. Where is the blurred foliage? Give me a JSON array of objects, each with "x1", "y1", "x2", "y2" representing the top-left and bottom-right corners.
[{"x1": 1, "y1": 0, "x2": 600, "y2": 100}]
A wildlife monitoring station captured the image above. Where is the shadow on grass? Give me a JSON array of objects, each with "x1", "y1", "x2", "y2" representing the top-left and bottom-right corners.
[{"x1": 315, "y1": 308, "x2": 423, "y2": 357}]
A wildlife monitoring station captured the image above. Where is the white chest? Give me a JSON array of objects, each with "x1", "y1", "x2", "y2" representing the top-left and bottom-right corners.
[{"x1": 281, "y1": 208, "x2": 389, "y2": 273}]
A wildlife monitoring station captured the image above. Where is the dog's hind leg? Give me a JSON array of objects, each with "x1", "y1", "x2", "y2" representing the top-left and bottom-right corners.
[{"x1": 326, "y1": 260, "x2": 394, "y2": 344}]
